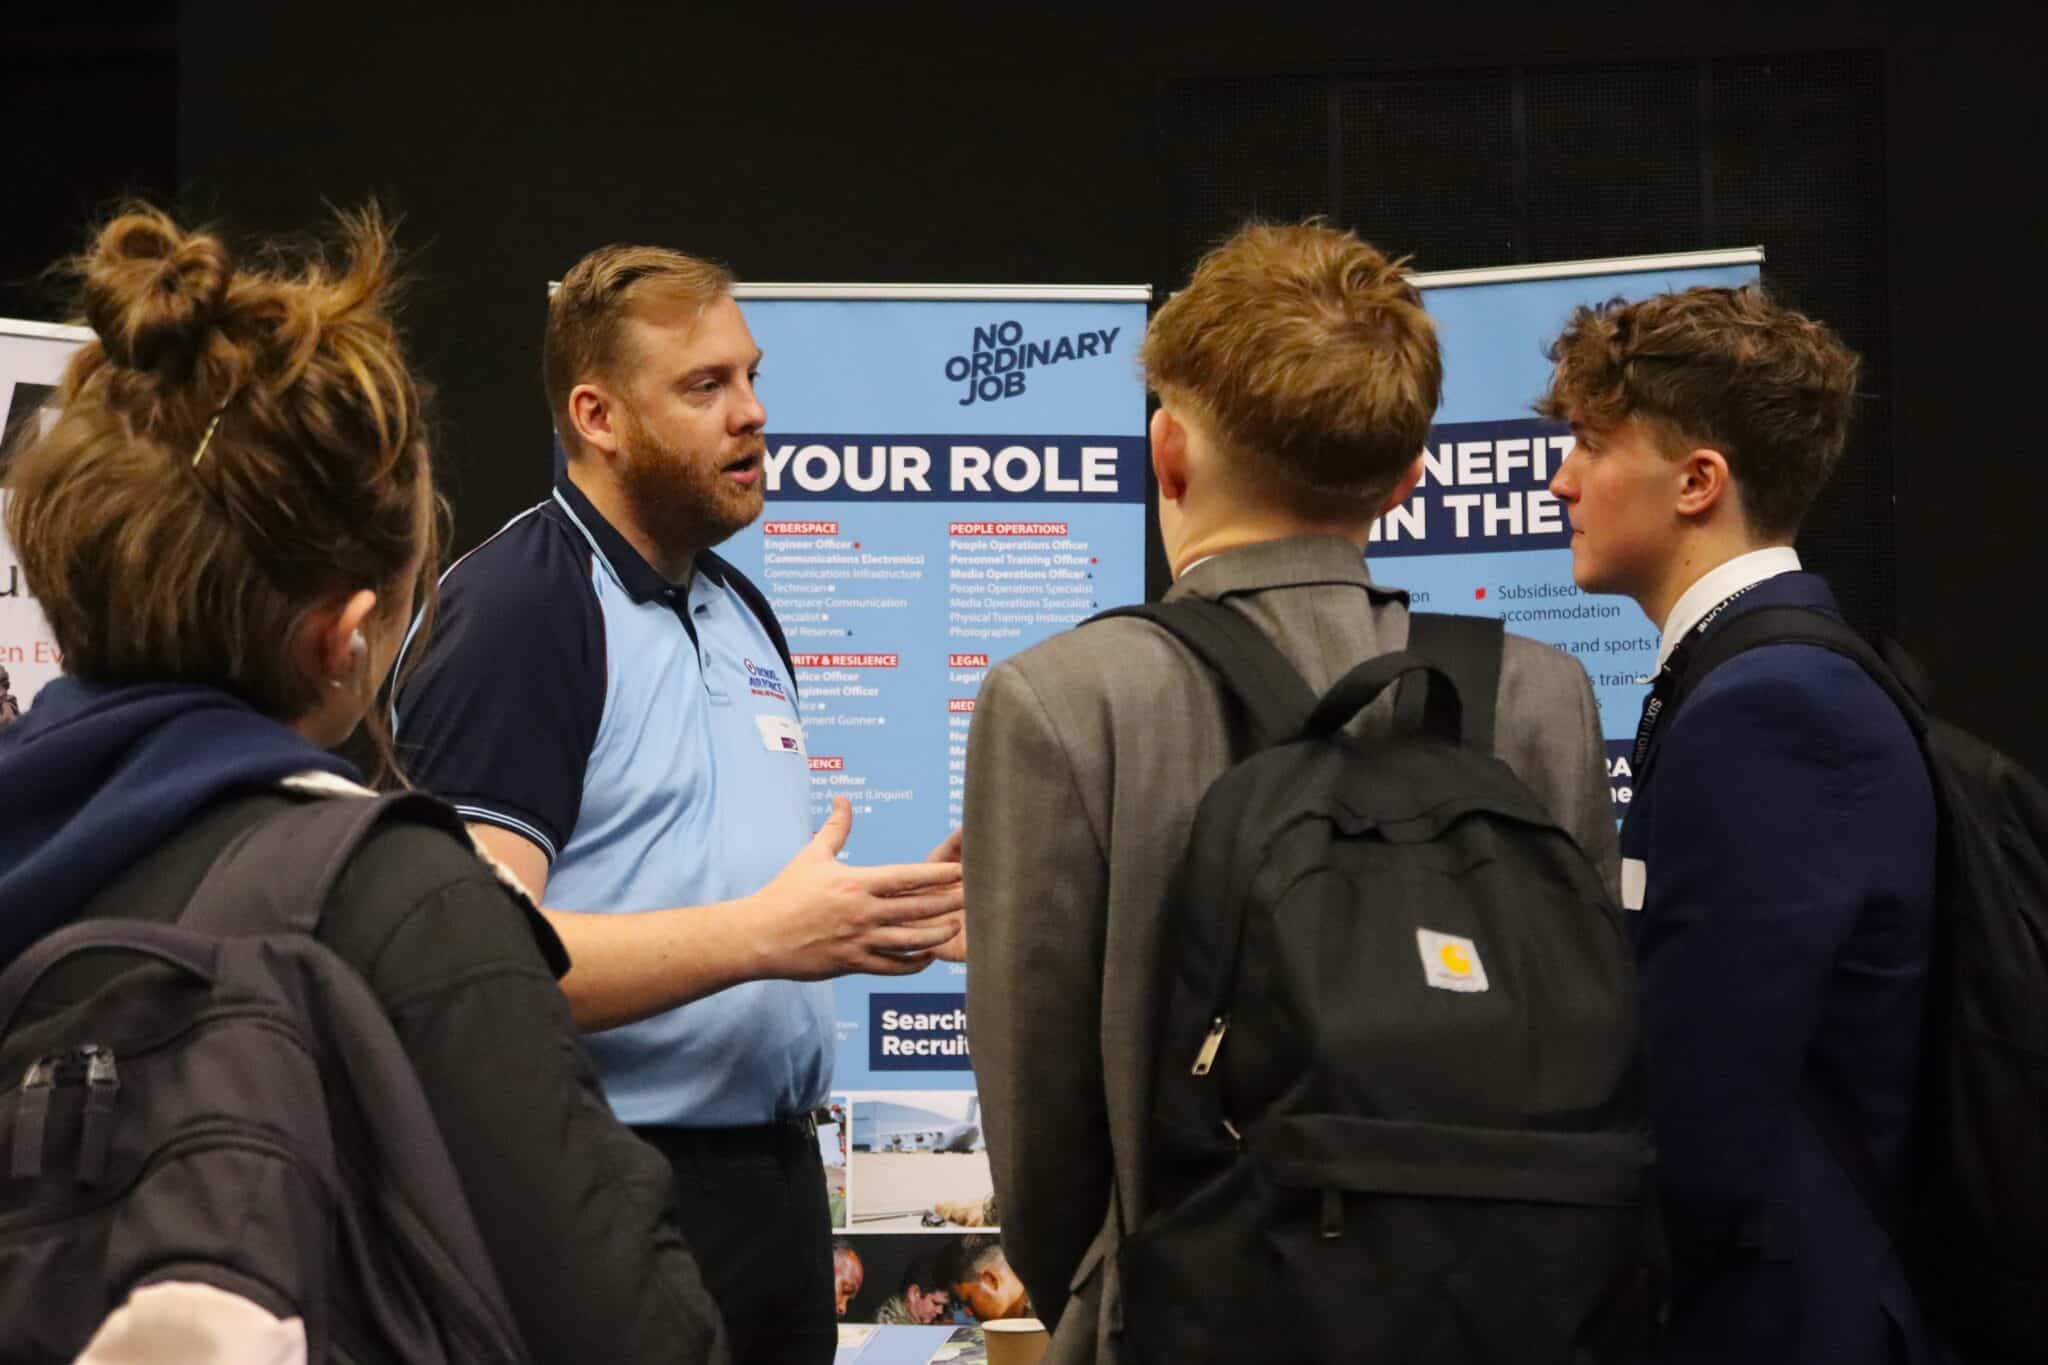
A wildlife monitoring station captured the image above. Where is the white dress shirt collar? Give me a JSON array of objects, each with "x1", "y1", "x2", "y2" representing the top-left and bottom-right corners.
[{"x1": 1655, "y1": 546, "x2": 1803, "y2": 672}]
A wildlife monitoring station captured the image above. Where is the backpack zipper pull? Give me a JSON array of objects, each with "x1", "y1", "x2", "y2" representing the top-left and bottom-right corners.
[
  {"x1": 1321, "y1": 1187, "x2": 1345, "y2": 1239},
  {"x1": 1191, "y1": 1016, "x2": 1230, "y2": 1076},
  {"x1": 77, "y1": 1045, "x2": 119, "y2": 1187},
  {"x1": 12, "y1": 1057, "x2": 58, "y2": 1180}
]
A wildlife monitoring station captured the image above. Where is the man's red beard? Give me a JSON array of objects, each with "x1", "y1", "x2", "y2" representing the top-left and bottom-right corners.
[{"x1": 616, "y1": 414, "x2": 767, "y2": 564}]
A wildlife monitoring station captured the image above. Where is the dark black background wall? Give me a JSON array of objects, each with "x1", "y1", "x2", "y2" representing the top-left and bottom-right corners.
[{"x1": 4, "y1": 2, "x2": 2042, "y2": 770}]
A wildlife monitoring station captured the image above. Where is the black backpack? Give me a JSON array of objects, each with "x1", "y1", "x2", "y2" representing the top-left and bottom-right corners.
[
  {"x1": 1093, "y1": 601, "x2": 1655, "y2": 1365},
  {"x1": 0, "y1": 791, "x2": 529, "y2": 1363},
  {"x1": 1672, "y1": 607, "x2": 2048, "y2": 1365}
]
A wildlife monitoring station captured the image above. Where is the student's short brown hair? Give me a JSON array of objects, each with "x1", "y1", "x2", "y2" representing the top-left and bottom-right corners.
[
  {"x1": 1537, "y1": 285, "x2": 1861, "y2": 539},
  {"x1": 1141, "y1": 221, "x2": 1441, "y2": 506},
  {"x1": 3, "y1": 203, "x2": 437, "y2": 770},
  {"x1": 544, "y1": 244, "x2": 734, "y2": 453}
]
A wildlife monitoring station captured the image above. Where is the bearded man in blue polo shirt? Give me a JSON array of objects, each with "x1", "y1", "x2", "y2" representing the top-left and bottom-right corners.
[
  {"x1": 1541, "y1": 286, "x2": 1942, "y2": 1364},
  {"x1": 393, "y1": 245, "x2": 965, "y2": 1364}
]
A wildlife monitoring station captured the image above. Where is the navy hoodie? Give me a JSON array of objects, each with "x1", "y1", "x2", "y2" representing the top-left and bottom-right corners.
[{"x1": 0, "y1": 678, "x2": 355, "y2": 964}]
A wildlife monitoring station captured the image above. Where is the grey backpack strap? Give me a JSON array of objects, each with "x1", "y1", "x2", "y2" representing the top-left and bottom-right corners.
[
  {"x1": 179, "y1": 790, "x2": 466, "y2": 938},
  {"x1": 1400, "y1": 612, "x2": 1505, "y2": 755}
]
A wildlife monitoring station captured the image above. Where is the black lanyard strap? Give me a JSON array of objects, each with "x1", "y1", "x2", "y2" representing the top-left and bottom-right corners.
[{"x1": 1629, "y1": 581, "x2": 1768, "y2": 773}]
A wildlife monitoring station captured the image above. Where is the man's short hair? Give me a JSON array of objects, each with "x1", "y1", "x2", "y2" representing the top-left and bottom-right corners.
[
  {"x1": 1536, "y1": 284, "x2": 1861, "y2": 540},
  {"x1": 1140, "y1": 220, "x2": 1441, "y2": 507},
  {"x1": 946, "y1": 1234, "x2": 1004, "y2": 1286},
  {"x1": 544, "y1": 243, "x2": 735, "y2": 453}
]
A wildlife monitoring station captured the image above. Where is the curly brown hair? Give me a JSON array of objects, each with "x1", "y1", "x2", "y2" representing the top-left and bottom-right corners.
[
  {"x1": 1141, "y1": 221, "x2": 1441, "y2": 508},
  {"x1": 2, "y1": 203, "x2": 440, "y2": 773},
  {"x1": 1536, "y1": 284, "x2": 1860, "y2": 539}
]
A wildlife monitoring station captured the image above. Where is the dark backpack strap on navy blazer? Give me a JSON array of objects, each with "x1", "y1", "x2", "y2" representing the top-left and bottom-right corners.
[
  {"x1": 1400, "y1": 612, "x2": 1504, "y2": 755},
  {"x1": 1638, "y1": 606, "x2": 1930, "y2": 793},
  {"x1": 1086, "y1": 600, "x2": 1316, "y2": 747},
  {"x1": 1669, "y1": 606, "x2": 1927, "y2": 737}
]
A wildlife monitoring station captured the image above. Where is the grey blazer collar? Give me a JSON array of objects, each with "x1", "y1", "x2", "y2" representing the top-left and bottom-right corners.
[{"x1": 1165, "y1": 535, "x2": 1408, "y2": 606}]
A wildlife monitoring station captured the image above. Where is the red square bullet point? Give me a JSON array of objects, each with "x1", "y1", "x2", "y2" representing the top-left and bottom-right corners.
[{"x1": 1474, "y1": 587, "x2": 1487, "y2": 599}]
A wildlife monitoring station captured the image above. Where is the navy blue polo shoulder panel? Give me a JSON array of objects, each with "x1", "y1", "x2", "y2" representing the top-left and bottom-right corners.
[{"x1": 392, "y1": 473, "x2": 829, "y2": 1126}]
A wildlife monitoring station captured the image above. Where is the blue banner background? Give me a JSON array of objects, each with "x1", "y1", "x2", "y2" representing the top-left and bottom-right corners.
[{"x1": 722, "y1": 294, "x2": 1150, "y2": 1094}]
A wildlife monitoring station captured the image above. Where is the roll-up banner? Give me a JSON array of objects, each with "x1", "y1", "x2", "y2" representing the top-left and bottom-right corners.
[{"x1": 0, "y1": 319, "x2": 90, "y2": 723}]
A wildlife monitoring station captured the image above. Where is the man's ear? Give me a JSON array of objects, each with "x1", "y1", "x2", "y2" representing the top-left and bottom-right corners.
[
  {"x1": 1150, "y1": 404, "x2": 1189, "y2": 501},
  {"x1": 1378, "y1": 455, "x2": 1425, "y2": 516},
  {"x1": 567, "y1": 381, "x2": 624, "y2": 459},
  {"x1": 1675, "y1": 446, "x2": 1734, "y2": 520}
]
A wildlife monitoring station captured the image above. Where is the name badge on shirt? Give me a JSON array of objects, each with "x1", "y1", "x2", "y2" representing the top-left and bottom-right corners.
[
  {"x1": 1621, "y1": 858, "x2": 1647, "y2": 912},
  {"x1": 754, "y1": 713, "x2": 807, "y2": 756}
]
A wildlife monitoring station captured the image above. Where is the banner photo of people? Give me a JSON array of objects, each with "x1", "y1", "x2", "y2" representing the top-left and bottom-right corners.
[
  {"x1": 0, "y1": 318, "x2": 90, "y2": 726},
  {"x1": 1398, "y1": 249, "x2": 1763, "y2": 821}
]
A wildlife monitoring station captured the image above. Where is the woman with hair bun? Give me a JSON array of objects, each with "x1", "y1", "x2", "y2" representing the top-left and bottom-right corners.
[{"x1": 0, "y1": 205, "x2": 726, "y2": 1363}]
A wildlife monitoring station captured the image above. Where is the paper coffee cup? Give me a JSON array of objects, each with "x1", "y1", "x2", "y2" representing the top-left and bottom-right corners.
[{"x1": 983, "y1": 1317, "x2": 1050, "y2": 1365}]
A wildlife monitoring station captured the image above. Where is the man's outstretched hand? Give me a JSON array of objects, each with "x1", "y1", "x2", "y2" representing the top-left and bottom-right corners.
[
  {"x1": 925, "y1": 825, "x2": 968, "y2": 963},
  {"x1": 749, "y1": 798, "x2": 965, "y2": 978}
]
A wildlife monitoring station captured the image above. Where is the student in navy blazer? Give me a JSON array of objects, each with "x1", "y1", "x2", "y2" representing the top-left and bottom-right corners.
[{"x1": 1540, "y1": 286, "x2": 1944, "y2": 1364}]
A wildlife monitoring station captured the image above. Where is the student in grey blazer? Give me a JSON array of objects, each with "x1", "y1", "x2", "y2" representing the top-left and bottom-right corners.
[{"x1": 962, "y1": 221, "x2": 1620, "y2": 1365}]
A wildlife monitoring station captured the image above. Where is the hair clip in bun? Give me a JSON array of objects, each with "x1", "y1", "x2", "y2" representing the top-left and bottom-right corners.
[{"x1": 191, "y1": 411, "x2": 223, "y2": 467}]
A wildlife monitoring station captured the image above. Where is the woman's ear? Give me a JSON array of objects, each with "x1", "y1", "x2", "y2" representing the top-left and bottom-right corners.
[{"x1": 293, "y1": 588, "x2": 379, "y2": 690}]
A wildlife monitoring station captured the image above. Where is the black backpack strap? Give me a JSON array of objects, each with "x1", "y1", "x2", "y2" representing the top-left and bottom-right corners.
[
  {"x1": 704, "y1": 550, "x2": 799, "y2": 691},
  {"x1": 0, "y1": 919, "x2": 219, "y2": 1038},
  {"x1": 1305, "y1": 651, "x2": 1465, "y2": 745},
  {"x1": 1085, "y1": 600, "x2": 1316, "y2": 746},
  {"x1": 179, "y1": 791, "x2": 467, "y2": 939},
  {"x1": 1671, "y1": 606, "x2": 1928, "y2": 738},
  {"x1": 1401, "y1": 612, "x2": 1505, "y2": 754}
]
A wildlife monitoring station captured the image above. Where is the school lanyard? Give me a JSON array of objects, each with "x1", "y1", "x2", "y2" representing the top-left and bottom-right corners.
[{"x1": 1629, "y1": 581, "x2": 1767, "y2": 773}]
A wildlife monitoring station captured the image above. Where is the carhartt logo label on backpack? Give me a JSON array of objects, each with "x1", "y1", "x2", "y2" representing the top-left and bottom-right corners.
[{"x1": 1417, "y1": 929, "x2": 1489, "y2": 993}]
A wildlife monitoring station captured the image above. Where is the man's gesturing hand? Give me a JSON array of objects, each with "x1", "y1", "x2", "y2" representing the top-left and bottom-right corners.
[
  {"x1": 925, "y1": 826, "x2": 968, "y2": 963},
  {"x1": 750, "y1": 797, "x2": 965, "y2": 979}
]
